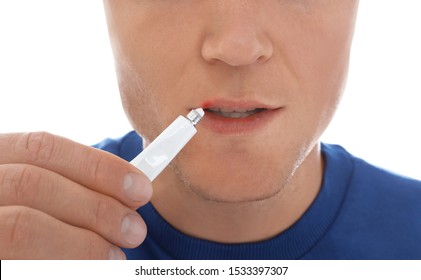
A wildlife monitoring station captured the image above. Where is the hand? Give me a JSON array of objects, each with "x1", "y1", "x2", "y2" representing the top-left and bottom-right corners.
[{"x1": 0, "y1": 132, "x2": 152, "y2": 259}]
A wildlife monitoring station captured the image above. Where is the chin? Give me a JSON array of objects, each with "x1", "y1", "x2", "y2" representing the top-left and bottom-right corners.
[
  {"x1": 167, "y1": 124, "x2": 317, "y2": 203},
  {"x1": 170, "y1": 156, "x2": 296, "y2": 204},
  {"x1": 192, "y1": 181, "x2": 287, "y2": 204}
]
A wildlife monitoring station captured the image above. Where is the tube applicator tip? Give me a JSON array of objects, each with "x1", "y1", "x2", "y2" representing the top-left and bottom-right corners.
[{"x1": 187, "y1": 108, "x2": 205, "y2": 126}]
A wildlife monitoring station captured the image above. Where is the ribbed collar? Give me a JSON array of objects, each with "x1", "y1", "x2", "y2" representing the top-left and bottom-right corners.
[{"x1": 136, "y1": 144, "x2": 354, "y2": 259}]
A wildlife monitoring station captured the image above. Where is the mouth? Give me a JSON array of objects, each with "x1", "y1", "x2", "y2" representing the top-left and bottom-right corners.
[
  {"x1": 194, "y1": 100, "x2": 283, "y2": 135},
  {"x1": 205, "y1": 108, "x2": 267, "y2": 119}
]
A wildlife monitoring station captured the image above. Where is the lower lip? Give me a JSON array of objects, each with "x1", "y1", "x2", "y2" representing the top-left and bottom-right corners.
[{"x1": 200, "y1": 108, "x2": 283, "y2": 135}]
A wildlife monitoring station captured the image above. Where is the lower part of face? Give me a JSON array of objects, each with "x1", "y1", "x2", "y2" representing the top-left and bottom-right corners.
[{"x1": 104, "y1": 0, "x2": 359, "y2": 203}]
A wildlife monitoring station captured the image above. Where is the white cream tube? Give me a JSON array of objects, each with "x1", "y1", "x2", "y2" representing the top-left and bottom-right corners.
[{"x1": 130, "y1": 108, "x2": 204, "y2": 181}]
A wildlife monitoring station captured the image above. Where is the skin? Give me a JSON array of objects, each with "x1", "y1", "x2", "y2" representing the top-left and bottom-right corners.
[
  {"x1": 103, "y1": 0, "x2": 359, "y2": 243},
  {"x1": 0, "y1": 0, "x2": 359, "y2": 259},
  {"x1": 0, "y1": 132, "x2": 152, "y2": 259}
]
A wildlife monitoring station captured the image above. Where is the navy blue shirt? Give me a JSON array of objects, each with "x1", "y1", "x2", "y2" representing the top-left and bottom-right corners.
[{"x1": 95, "y1": 131, "x2": 421, "y2": 259}]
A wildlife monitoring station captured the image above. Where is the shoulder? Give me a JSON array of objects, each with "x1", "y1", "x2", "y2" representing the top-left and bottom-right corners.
[
  {"x1": 322, "y1": 143, "x2": 421, "y2": 195},
  {"x1": 316, "y1": 144, "x2": 421, "y2": 259},
  {"x1": 347, "y1": 147, "x2": 421, "y2": 209},
  {"x1": 93, "y1": 131, "x2": 143, "y2": 162},
  {"x1": 350, "y1": 154, "x2": 421, "y2": 237},
  {"x1": 323, "y1": 143, "x2": 421, "y2": 219}
]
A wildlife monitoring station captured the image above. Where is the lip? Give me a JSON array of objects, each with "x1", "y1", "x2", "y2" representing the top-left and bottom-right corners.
[{"x1": 193, "y1": 99, "x2": 283, "y2": 135}]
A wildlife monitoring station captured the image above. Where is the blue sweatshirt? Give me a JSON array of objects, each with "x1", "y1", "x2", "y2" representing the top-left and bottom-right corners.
[{"x1": 94, "y1": 131, "x2": 421, "y2": 260}]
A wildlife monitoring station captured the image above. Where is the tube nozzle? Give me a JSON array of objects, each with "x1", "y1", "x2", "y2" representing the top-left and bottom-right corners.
[{"x1": 187, "y1": 108, "x2": 205, "y2": 126}]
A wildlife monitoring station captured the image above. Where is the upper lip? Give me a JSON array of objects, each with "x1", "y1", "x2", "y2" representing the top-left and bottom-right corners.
[{"x1": 195, "y1": 99, "x2": 280, "y2": 111}]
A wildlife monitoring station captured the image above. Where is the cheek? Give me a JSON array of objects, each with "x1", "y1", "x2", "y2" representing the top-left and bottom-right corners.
[
  {"x1": 308, "y1": 35, "x2": 352, "y2": 135},
  {"x1": 120, "y1": 39, "x2": 198, "y2": 141},
  {"x1": 286, "y1": 13, "x2": 354, "y2": 134},
  {"x1": 111, "y1": 12, "x2": 196, "y2": 140},
  {"x1": 114, "y1": 25, "x2": 196, "y2": 141},
  {"x1": 115, "y1": 53, "x2": 183, "y2": 149}
]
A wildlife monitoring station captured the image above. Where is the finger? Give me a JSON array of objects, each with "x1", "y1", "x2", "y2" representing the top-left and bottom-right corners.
[
  {"x1": 0, "y1": 206, "x2": 127, "y2": 260},
  {"x1": 0, "y1": 132, "x2": 152, "y2": 209},
  {"x1": 0, "y1": 164, "x2": 147, "y2": 248}
]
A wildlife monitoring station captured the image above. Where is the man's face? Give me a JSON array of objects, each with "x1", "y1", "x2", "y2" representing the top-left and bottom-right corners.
[{"x1": 104, "y1": 0, "x2": 359, "y2": 202}]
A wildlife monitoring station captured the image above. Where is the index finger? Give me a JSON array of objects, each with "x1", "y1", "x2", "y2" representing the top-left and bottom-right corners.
[{"x1": 0, "y1": 132, "x2": 152, "y2": 208}]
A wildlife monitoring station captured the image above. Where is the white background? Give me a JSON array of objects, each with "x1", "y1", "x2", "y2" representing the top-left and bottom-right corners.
[{"x1": 0, "y1": 0, "x2": 420, "y2": 180}]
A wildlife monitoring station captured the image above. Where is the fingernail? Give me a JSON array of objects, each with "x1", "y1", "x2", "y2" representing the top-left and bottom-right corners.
[
  {"x1": 108, "y1": 246, "x2": 126, "y2": 260},
  {"x1": 121, "y1": 213, "x2": 147, "y2": 246},
  {"x1": 123, "y1": 173, "x2": 152, "y2": 202}
]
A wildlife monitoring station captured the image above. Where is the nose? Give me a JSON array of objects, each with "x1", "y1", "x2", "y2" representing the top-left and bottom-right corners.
[{"x1": 201, "y1": 7, "x2": 273, "y2": 67}]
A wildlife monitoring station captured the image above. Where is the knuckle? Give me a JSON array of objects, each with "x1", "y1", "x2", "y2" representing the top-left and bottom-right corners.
[
  {"x1": 90, "y1": 151, "x2": 106, "y2": 183},
  {"x1": 91, "y1": 196, "x2": 111, "y2": 230},
  {"x1": 0, "y1": 165, "x2": 41, "y2": 205},
  {"x1": 83, "y1": 232, "x2": 109, "y2": 260},
  {"x1": 19, "y1": 132, "x2": 56, "y2": 163},
  {"x1": 77, "y1": 148, "x2": 109, "y2": 186},
  {"x1": 0, "y1": 206, "x2": 111, "y2": 259},
  {"x1": 0, "y1": 207, "x2": 35, "y2": 255},
  {"x1": 8, "y1": 207, "x2": 30, "y2": 247}
]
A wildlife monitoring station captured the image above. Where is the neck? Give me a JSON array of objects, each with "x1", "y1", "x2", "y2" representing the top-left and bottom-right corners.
[{"x1": 150, "y1": 144, "x2": 324, "y2": 243}]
